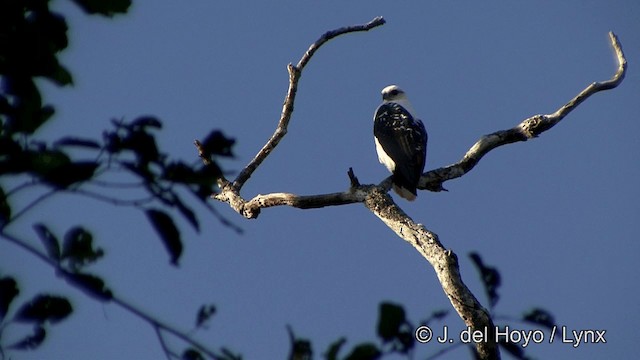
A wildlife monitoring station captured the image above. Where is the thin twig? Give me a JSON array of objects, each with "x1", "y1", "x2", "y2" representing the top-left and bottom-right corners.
[
  {"x1": 229, "y1": 16, "x2": 385, "y2": 190},
  {"x1": 154, "y1": 325, "x2": 173, "y2": 360},
  {"x1": 7, "y1": 189, "x2": 57, "y2": 224}
]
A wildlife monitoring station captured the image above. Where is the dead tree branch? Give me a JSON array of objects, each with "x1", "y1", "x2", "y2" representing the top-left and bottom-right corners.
[
  {"x1": 198, "y1": 22, "x2": 627, "y2": 360},
  {"x1": 421, "y1": 32, "x2": 627, "y2": 192},
  {"x1": 231, "y1": 16, "x2": 386, "y2": 191}
]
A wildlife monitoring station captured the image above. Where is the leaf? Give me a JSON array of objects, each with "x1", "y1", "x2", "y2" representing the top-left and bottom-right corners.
[
  {"x1": 287, "y1": 325, "x2": 312, "y2": 360},
  {"x1": 163, "y1": 161, "x2": 200, "y2": 183},
  {"x1": 0, "y1": 276, "x2": 20, "y2": 321},
  {"x1": 469, "y1": 252, "x2": 501, "y2": 308},
  {"x1": 70, "y1": 0, "x2": 132, "y2": 17},
  {"x1": 146, "y1": 209, "x2": 183, "y2": 266},
  {"x1": 200, "y1": 130, "x2": 235, "y2": 158},
  {"x1": 498, "y1": 336, "x2": 530, "y2": 360},
  {"x1": 182, "y1": 348, "x2": 205, "y2": 360},
  {"x1": 377, "y1": 302, "x2": 406, "y2": 342},
  {"x1": 27, "y1": 150, "x2": 71, "y2": 177},
  {"x1": 0, "y1": 185, "x2": 11, "y2": 225},
  {"x1": 8, "y1": 325, "x2": 46, "y2": 350},
  {"x1": 523, "y1": 308, "x2": 556, "y2": 331},
  {"x1": 64, "y1": 272, "x2": 113, "y2": 302},
  {"x1": 126, "y1": 129, "x2": 160, "y2": 164},
  {"x1": 344, "y1": 343, "x2": 381, "y2": 360},
  {"x1": 41, "y1": 161, "x2": 99, "y2": 188},
  {"x1": 54, "y1": 137, "x2": 101, "y2": 149},
  {"x1": 3, "y1": 79, "x2": 46, "y2": 134},
  {"x1": 15, "y1": 295, "x2": 72, "y2": 324},
  {"x1": 195, "y1": 304, "x2": 216, "y2": 329},
  {"x1": 33, "y1": 223, "x2": 60, "y2": 261},
  {"x1": 49, "y1": 63, "x2": 74, "y2": 86},
  {"x1": 61, "y1": 226, "x2": 104, "y2": 270},
  {"x1": 324, "y1": 337, "x2": 346, "y2": 360},
  {"x1": 420, "y1": 309, "x2": 449, "y2": 325}
]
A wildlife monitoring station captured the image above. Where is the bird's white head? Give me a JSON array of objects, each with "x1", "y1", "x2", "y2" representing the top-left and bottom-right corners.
[
  {"x1": 381, "y1": 85, "x2": 407, "y2": 103},
  {"x1": 380, "y1": 85, "x2": 416, "y2": 115}
]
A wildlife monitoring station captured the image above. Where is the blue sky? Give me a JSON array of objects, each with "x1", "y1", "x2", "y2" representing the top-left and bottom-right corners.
[{"x1": 2, "y1": 1, "x2": 639, "y2": 359}]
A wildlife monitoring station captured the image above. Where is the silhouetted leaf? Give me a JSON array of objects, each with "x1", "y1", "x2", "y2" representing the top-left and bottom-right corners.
[
  {"x1": 195, "y1": 304, "x2": 216, "y2": 329},
  {"x1": 41, "y1": 161, "x2": 99, "y2": 188},
  {"x1": 61, "y1": 226, "x2": 104, "y2": 270},
  {"x1": 344, "y1": 343, "x2": 381, "y2": 360},
  {"x1": 523, "y1": 308, "x2": 556, "y2": 331},
  {"x1": 2, "y1": 79, "x2": 46, "y2": 134},
  {"x1": 182, "y1": 348, "x2": 205, "y2": 360},
  {"x1": 54, "y1": 137, "x2": 101, "y2": 149},
  {"x1": 146, "y1": 209, "x2": 183, "y2": 265},
  {"x1": 27, "y1": 149, "x2": 70, "y2": 176},
  {"x1": 498, "y1": 335, "x2": 530, "y2": 360},
  {"x1": 469, "y1": 252, "x2": 501, "y2": 308},
  {"x1": 324, "y1": 337, "x2": 346, "y2": 360},
  {"x1": 200, "y1": 130, "x2": 235, "y2": 158},
  {"x1": 64, "y1": 272, "x2": 113, "y2": 302},
  {"x1": 49, "y1": 63, "x2": 73, "y2": 86},
  {"x1": 127, "y1": 129, "x2": 160, "y2": 164},
  {"x1": 377, "y1": 302, "x2": 406, "y2": 342},
  {"x1": 105, "y1": 119, "x2": 161, "y2": 164},
  {"x1": 8, "y1": 325, "x2": 46, "y2": 350},
  {"x1": 163, "y1": 161, "x2": 195, "y2": 182},
  {"x1": 420, "y1": 309, "x2": 449, "y2": 326},
  {"x1": 289, "y1": 339, "x2": 312, "y2": 360},
  {"x1": 0, "y1": 185, "x2": 11, "y2": 225},
  {"x1": 287, "y1": 325, "x2": 312, "y2": 360},
  {"x1": 33, "y1": 223, "x2": 60, "y2": 261},
  {"x1": 70, "y1": 0, "x2": 132, "y2": 17},
  {"x1": 16, "y1": 295, "x2": 72, "y2": 323},
  {"x1": 0, "y1": 276, "x2": 19, "y2": 321},
  {"x1": 195, "y1": 163, "x2": 222, "y2": 198}
]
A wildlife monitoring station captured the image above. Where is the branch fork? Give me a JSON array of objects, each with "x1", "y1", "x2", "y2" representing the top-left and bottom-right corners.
[{"x1": 196, "y1": 20, "x2": 626, "y2": 360}]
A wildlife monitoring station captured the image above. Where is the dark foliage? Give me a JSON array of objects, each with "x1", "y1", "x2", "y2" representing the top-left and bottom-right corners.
[
  {"x1": 469, "y1": 252, "x2": 501, "y2": 309},
  {"x1": 0, "y1": 0, "x2": 234, "y2": 356}
]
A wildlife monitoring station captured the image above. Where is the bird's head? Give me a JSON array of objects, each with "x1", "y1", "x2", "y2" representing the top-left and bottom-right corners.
[{"x1": 381, "y1": 85, "x2": 407, "y2": 102}]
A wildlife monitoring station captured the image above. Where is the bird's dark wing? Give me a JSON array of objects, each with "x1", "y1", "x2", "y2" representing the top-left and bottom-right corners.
[{"x1": 374, "y1": 102, "x2": 428, "y2": 189}]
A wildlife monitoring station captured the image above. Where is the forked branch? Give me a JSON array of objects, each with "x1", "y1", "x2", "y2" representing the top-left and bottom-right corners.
[{"x1": 199, "y1": 23, "x2": 627, "y2": 360}]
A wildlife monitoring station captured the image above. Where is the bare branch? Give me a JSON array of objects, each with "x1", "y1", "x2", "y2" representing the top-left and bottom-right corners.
[
  {"x1": 363, "y1": 187, "x2": 499, "y2": 359},
  {"x1": 421, "y1": 31, "x2": 627, "y2": 192},
  {"x1": 229, "y1": 16, "x2": 385, "y2": 191},
  {"x1": 208, "y1": 29, "x2": 626, "y2": 360},
  {"x1": 213, "y1": 182, "x2": 369, "y2": 219}
]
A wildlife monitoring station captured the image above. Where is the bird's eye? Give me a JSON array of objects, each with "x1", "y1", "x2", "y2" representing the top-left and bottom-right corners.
[{"x1": 390, "y1": 90, "x2": 399, "y2": 96}]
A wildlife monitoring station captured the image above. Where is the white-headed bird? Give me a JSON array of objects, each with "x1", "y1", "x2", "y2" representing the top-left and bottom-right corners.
[{"x1": 373, "y1": 85, "x2": 427, "y2": 201}]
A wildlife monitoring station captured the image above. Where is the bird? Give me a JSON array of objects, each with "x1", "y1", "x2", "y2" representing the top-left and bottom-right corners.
[{"x1": 373, "y1": 85, "x2": 428, "y2": 201}]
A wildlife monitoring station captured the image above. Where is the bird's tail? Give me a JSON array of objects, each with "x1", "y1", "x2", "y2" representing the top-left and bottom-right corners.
[{"x1": 392, "y1": 183, "x2": 417, "y2": 201}]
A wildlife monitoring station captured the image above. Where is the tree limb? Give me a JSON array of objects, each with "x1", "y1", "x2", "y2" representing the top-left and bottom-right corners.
[
  {"x1": 203, "y1": 25, "x2": 627, "y2": 360},
  {"x1": 363, "y1": 187, "x2": 498, "y2": 358},
  {"x1": 230, "y1": 16, "x2": 386, "y2": 191},
  {"x1": 420, "y1": 31, "x2": 627, "y2": 192}
]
